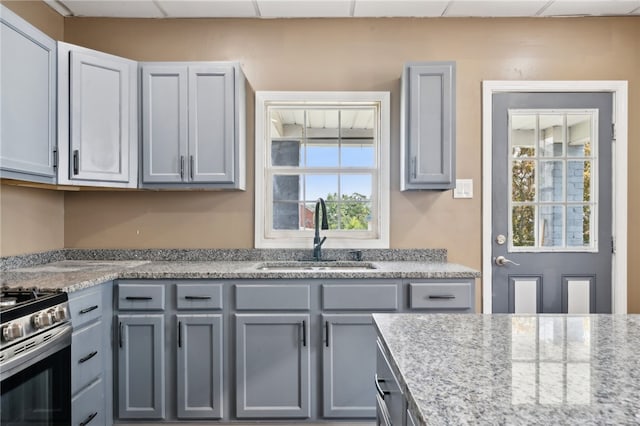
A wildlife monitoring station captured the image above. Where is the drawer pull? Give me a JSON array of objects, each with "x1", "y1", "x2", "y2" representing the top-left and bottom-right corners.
[
  {"x1": 79, "y1": 305, "x2": 98, "y2": 314},
  {"x1": 184, "y1": 295, "x2": 212, "y2": 300},
  {"x1": 125, "y1": 296, "x2": 152, "y2": 301},
  {"x1": 375, "y1": 374, "x2": 391, "y2": 398},
  {"x1": 119, "y1": 322, "x2": 123, "y2": 348},
  {"x1": 428, "y1": 295, "x2": 456, "y2": 300},
  {"x1": 178, "y1": 321, "x2": 182, "y2": 348},
  {"x1": 301, "y1": 320, "x2": 307, "y2": 347},
  {"x1": 78, "y1": 350, "x2": 98, "y2": 364},
  {"x1": 79, "y1": 411, "x2": 97, "y2": 426},
  {"x1": 325, "y1": 321, "x2": 330, "y2": 347}
]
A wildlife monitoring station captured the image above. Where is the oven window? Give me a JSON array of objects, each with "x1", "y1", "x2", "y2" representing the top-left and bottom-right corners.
[{"x1": 1, "y1": 346, "x2": 70, "y2": 426}]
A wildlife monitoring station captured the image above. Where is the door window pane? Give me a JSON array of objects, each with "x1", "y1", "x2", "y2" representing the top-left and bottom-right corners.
[
  {"x1": 539, "y1": 114, "x2": 564, "y2": 157},
  {"x1": 511, "y1": 114, "x2": 536, "y2": 158},
  {"x1": 539, "y1": 160, "x2": 564, "y2": 202},
  {"x1": 567, "y1": 114, "x2": 591, "y2": 158},
  {"x1": 567, "y1": 205, "x2": 592, "y2": 247},
  {"x1": 512, "y1": 160, "x2": 536, "y2": 202},
  {"x1": 539, "y1": 205, "x2": 564, "y2": 247},
  {"x1": 567, "y1": 161, "x2": 591, "y2": 202},
  {"x1": 512, "y1": 206, "x2": 535, "y2": 247}
]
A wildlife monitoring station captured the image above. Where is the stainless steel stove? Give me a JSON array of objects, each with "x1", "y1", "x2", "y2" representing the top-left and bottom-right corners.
[{"x1": 0, "y1": 287, "x2": 72, "y2": 425}]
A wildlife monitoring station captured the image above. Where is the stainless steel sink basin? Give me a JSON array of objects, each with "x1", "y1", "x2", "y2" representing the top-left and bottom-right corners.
[{"x1": 254, "y1": 261, "x2": 377, "y2": 272}]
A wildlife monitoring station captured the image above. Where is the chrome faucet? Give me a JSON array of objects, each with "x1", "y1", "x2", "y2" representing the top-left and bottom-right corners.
[{"x1": 313, "y1": 198, "x2": 329, "y2": 261}]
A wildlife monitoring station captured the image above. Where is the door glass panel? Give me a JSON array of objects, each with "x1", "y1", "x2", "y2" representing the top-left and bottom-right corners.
[
  {"x1": 539, "y1": 114, "x2": 564, "y2": 157},
  {"x1": 508, "y1": 109, "x2": 597, "y2": 252},
  {"x1": 539, "y1": 160, "x2": 563, "y2": 202}
]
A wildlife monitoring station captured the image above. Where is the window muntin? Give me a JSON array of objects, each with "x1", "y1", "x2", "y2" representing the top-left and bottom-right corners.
[
  {"x1": 508, "y1": 110, "x2": 598, "y2": 252},
  {"x1": 255, "y1": 92, "x2": 390, "y2": 248}
]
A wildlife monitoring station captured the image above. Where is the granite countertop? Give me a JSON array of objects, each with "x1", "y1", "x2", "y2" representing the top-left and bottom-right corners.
[
  {"x1": 373, "y1": 313, "x2": 640, "y2": 426},
  {"x1": 1, "y1": 259, "x2": 480, "y2": 293}
]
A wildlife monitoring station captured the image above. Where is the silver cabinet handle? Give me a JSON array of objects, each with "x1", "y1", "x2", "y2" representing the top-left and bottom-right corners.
[
  {"x1": 375, "y1": 374, "x2": 390, "y2": 398},
  {"x1": 495, "y1": 256, "x2": 520, "y2": 266}
]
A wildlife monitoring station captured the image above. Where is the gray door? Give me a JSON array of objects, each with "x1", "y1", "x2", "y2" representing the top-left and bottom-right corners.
[
  {"x1": 176, "y1": 314, "x2": 223, "y2": 419},
  {"x1": 235, "y1": 314, "x2": 310, "y2": 419},
  {"x1": 492, "y1": 93, "x2": 613, "y2": 313},
  {"x1": 322, "y1": 314, "x2": 376, "y2": 418},
  {"x1": 117, "y1": 315, "x2": 165, "y2": 419}
]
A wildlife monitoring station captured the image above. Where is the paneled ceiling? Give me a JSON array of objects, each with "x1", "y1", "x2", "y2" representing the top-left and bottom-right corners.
[{"x1": 44, "y1": 0, "x2": 640, "y2": 18}]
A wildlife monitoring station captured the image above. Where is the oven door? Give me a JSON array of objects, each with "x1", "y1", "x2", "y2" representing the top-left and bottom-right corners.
[{"x1": 1, "y1": 324, "x2": 72, "y2": 426}]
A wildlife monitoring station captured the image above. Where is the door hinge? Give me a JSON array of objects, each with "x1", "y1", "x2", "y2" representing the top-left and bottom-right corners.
[
  {"x1": 52, "y1": 149, "x2": 58, "y2": 169},
  {"x1": 612, "y1": 123, "x2": 617, "y2": 141},
  {"x1": 611, "y1": 236, "x2": 616, "y2": 254}
]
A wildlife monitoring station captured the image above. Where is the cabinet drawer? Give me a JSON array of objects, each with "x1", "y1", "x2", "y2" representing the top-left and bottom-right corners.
[
  {"x1": 235, "y1": 284, "x2": 310, "y2": 310},
  {"x1": 71, "y1": 321, "x2": 103, "y2": 395},
  {"x1": 322, "y1": 284, "x2": 398, "y2": 310},
  {"x1": 69, "y1": 289, "x2": 103, "y2": 329},
  {"x1": 72, "y1": 377, "x2": 105, "y2": 426},
  {"x1": 117, "y1": 284, "x2": 165, "y2": 310},
  {"x1": 176, "y1": 283, "x2": 223, "y2": 310},
  {"x1": 409, "y1": 281, "x2": 472, "y2": 310}
]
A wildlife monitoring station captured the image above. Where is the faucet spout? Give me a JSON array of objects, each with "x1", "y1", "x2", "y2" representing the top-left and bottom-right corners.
[{"x1": 313, "y1": 198, "x2": 329, "y2": 260}]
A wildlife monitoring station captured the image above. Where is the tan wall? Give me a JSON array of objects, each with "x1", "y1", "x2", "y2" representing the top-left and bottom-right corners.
[
  {"x1": 0, "y1": 1, "x2": 65, "y2": 257},
  {"x1": 1, "y1": 6, "x2": 638, "y2": 311}
]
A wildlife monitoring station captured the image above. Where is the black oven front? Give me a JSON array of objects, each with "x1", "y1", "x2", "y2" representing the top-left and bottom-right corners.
[{"x1": 1, "y1": 290, "x2": 72, "y2": 426}]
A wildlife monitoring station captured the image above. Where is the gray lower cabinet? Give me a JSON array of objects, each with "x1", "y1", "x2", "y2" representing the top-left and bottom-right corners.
[
  {"x1": 322, "y1": 314, "x2": 377, "y2": 418},
  {"x1": 117, "y1": 314, "x2": 165, "y2": 419},
  {"x1": 235, "y1": 314, "x2": 311, "y2": 419},
  {"x1": 0, "y1": 5, "x2": 57, "y2": 184},
  {"x1": 140, "y1": 62, "x2": 246, "y2": 189},
  {"x1": 176, "y1": 314, "x2": 223, "y2": 419},
  {"x1": 376, "y1": 339, "x2": 405, "y2": 426},
  {"x1": 401, "y1": 61, "x2": 456, "y2": 190},
  {"x1": 68, "y1": 283, "x2": 112, "y2": 426}
]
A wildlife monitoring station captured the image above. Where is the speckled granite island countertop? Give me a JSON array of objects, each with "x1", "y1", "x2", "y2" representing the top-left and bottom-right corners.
[
  {"x1": 1, "y1": 258, "x2": 479, "y2": 293},
  {"x1": 373, "y1": 314, "x2": 640, "y2": 426}
]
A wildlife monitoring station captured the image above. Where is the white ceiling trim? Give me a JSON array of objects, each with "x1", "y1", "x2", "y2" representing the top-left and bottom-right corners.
[{"x1": 44, "y1": 0, "x2": 640, "y2": 18}]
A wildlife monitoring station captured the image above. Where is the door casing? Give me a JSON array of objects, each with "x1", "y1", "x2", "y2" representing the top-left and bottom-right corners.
[{"x1": 482, "y1": 81, "x2": 628, "y2": 314}]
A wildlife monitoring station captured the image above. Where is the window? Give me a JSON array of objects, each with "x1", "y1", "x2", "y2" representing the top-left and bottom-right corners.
[{"x1": 255, "y1": 92, "x2": 390, "y2": 249}]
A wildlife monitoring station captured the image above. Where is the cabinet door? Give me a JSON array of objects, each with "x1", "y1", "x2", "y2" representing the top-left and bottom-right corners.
[
  {"x1": 141, "y1": 65, "x2": 188, "y2": 183},
  {"x1": 322, "y1": 314, "x2": 376, "y2": 418},
  {"x1": 176, "y1": 314, "x2": 223, "y2": 419},
  {"x1": 235, "y1": 314, "x2": 310, "y2": 418},
  {"x1": 188, "y1": 65, "x2": 235, "y2": 183},
  {"x1": 117, "y1": 315, "x2": 165, "y2": 419},
  {"x1": 70, "y1": 50, "x2": 132, "y2": 182},
  {"x1": 401, "y1": 62, "x2": 456, "y2": 190},
  {"x1": 0, "y1": 5, "x2": 56, "y2": 183}
]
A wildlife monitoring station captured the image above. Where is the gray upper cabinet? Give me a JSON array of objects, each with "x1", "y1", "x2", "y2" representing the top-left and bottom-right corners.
[
  {"x1": 322, "y1": 314, "x2": 376, "y2": 418},
  {"x1": 141, "y1": 62, "x2": 246, "y2": 189},
  {"x1": 0, "y1": 5, "x2": 56, "y2": 184},
  {"x1": 235, "y1": 314, "x2": 311, "y2": 419},
  {"x1": 57, "y1": 42, "x2": 138, "y2": 188},
  {"x1": 400, "y1": 61, "x2": 456, "y2": 190}
]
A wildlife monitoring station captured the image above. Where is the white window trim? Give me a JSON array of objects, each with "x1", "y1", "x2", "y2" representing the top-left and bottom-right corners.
[
  {"x1": 255, "y1": 91, "x2": 390, "y2": 249},
  {"x1": 482, "y1": 81, "x2": 628, "y2": 314}
]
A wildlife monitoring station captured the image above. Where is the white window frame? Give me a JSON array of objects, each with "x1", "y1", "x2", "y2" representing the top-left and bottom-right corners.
[{"x1": 255, "y1": 91, "x2": 390, "y2": 249}]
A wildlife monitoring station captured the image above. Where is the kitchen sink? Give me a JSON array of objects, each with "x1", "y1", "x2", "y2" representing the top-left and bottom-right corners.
[{"x1": 254, "y1": 261, "x2": 378, "y2": 272}]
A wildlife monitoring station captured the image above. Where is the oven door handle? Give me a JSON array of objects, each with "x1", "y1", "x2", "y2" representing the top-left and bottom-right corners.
[{"x1": 0, "y1": 324, "x2": 72, "y2": 382}]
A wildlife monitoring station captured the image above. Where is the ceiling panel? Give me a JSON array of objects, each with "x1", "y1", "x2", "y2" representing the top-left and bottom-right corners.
[
  {"x1": 60, "y1": 0, "x2": 165, "y2": 17},
  {"x1": 444, "y1": 1, "x2": 549, "y2": 17},
  {"x1": 540, "y1": 0, "x2": 640, "y2": 16},
  {"x1": 158, "y1": 0, "x2": 258, "y2": 17},
  {"x1": 354, "y1": 0, "x2": 449, "y2": 17},
  {"x1": 256, "y1": 0, "x2": 352, "y2": 17}
]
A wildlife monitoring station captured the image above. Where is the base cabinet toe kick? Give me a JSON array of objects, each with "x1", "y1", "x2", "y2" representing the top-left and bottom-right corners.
[{"x1": 68, "y1": 277, "x2": 474, "y2": 424}]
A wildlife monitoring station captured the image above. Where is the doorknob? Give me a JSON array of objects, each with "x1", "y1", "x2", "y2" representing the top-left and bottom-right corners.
[{"x1": 494, "y1": 256, "x2": 520, "y2": 266}]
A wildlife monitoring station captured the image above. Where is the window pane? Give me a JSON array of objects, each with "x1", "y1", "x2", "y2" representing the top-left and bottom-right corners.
[
  {"x1": 306, "y1": 109, "x2": 338, "y2": 138},
  {"x1": 539, "y1": 114, "x2": 564, "y2": 157},
  {"x1": 511, "y1": 114, "x2": 536, "y2": 158},
  {"x1": 273, "y1": 175, "x2": 300, "y2": 201},
  {"x1": 568, "y1": 160, "x2": 590, "y2": 202},
  {"x1": 512, "y1": 160, "x2": 536, "y2": 202},
  {"x1": 512, "y1": 206, "x2": 535, "y2": 247},
  {"x1": 271, "y1": 140, "x2": 301, "y2": 167},
  {"x1": 567, "y1": 205, "x2": 592, "y2": 247},
  {"x1": 539, "y1": 160, "x2": 563, "y2": 202},
  {"x1": 300, "y1": 202, "x2": 315, "y2": 231},
  {"x1": 567, "y1": 115, "x2": 591, "y2": 157},
  {"x1": 273, "y1": 201, "x2": 299, "y2": 230},
  {"x1": 338, "y1": 201, "x2": 372, "y2": 230},
  {"x1": 305, "y1": 174, "x2": 338, "y2": 201},
  {"x1": 341, "y1": 174, "x2": 372, "y2": 199},
  {"x1": 305, "y1": 139, "x2": 339, "y2": 167},
  {"x1": 540, "y1": 205, "x2": 564, "y2": 247},
  {"x1": 270, "y1": 109, "x2": 304, "y2": 138},
  {"x1": 342, "y1": 142, "x2": 374, "y2": 167}
]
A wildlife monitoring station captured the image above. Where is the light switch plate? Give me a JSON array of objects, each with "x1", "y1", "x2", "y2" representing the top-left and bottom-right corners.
[{"x1": 453, "y1": 179, "x2": 473, "y2": 199}]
